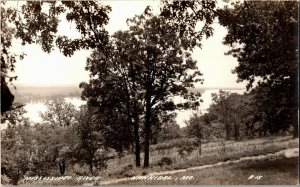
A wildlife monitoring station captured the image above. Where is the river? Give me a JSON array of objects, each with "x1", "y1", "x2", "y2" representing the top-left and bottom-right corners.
[{"x1": 22, "y1": 89, "x2": 246, "y2": 127}]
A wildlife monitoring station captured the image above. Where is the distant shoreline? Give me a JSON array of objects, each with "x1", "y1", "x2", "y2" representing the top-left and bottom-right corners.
[
  {"x1": 11, "y1": 86, "x2": 246, "y2": 103},
  {"x1": 199, "y1": 87, "x2": 245, "y2": 90},
  {"x1": 12, "y1": 84, "x2": 245, "y2": 90},
  {"x1": 12, "y1": 84, "x2": 82, "y2": 88}
]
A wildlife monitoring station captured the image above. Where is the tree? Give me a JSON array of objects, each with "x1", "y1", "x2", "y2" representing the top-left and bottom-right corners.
[
  {"x1": 225, "y1": 93, "x2": 246, "y2": 140},
  {"x1": 248, "y1": 85, "x2": 296, "y2": 136},
  {"x1": 1, "y1": 1, "x2": 63, "y2": 113},
  {"x1": 231, "y1": 93, "x2": 257, "y2": 138},
  {"x1": 40, "y1": 97, "x2": 77, "y2": 127},
  {"x1": 210, "y1": 90, "x2": 253, "y2": 140},
  {"x1": 186, "y1": 114, "x2": 205, "y2": 155},
  {"x1": 80, "y1": 30, "x2": 143, "y2": 166},
  {"x1": 81, "y1": 8, "x2": 204, "y2": 168},
  {"x1": 1, "y1": 125, "x2": 32, "y2": 185},
  {"x1": 210, "y1": 90, "x2": 232, "y2": 140},
  {"x1": 128, "y1": 9, "x2": 205, "y2": 168},
  {"x1": 1, "y1": 1, "x2": 111, "y2": 113},
  {"x1": 74, "y1": 105, "x2": 107, "y2": 174},
  {"x1": 1, "y1": 77, "x2": 14, "y2": 113},
  {"x1": 217, "y1": 1, "x2": 298, "y2": 137},
  {"x1": 1, "y1": 108, "x2": 33, "y2": 185},
  {"x1": 157, "y1": 114, "x2": 182, "y2": 142},
  {"x1": 1, "y1": 102, "x2": 26, "y2": 125},
  {"x1": 39, "y1": 98, "x2": 78, "y2": 175},
  {"x1": 32, "y1": 123, "x2": 70, "y2": 176},
  {"x1": 160, "y1": 0, "x2": 217, "y2": 50}
]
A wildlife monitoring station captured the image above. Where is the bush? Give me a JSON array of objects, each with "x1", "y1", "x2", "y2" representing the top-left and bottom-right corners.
[
  {"x1": 117, "y1": 164, "x2": 134, "y2": 177},
  {"x1": 157, "y1": 157, "x2": 173, "y2": 167},
  {"x1": 1, "y1": 175, "x2": 10, "y2": 185},
  {"x1": 177, "y1": 145, "x2": 195, "y2": 157}
]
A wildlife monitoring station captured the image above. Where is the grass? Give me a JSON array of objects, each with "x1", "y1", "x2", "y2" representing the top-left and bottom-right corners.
[
  {"x1": 11, "y1": 136, "x2": 298, "y2": 185},
  {"x1": 102, "y1": 136, "x2": 298, "y2": 179},
  {"x1": 117, "y1": 157, "x2": 299, "y2": 185}
]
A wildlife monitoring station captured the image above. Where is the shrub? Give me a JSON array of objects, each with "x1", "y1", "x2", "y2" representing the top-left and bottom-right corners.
[
  {"x1": 117, "y1": 164, "x2": 134, "y2": 177},
  {"x1": 157, "y1": 157, "x2": 173, "y2": 167},
  {"x1": 177, "y1": 145, "x2": 195, "y2": 158}
]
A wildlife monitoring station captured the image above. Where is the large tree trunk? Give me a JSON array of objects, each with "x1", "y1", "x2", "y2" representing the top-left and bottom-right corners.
[
  {"x1": 89, "y1": 160, "x2": 93, "y2": 174},
  {"x1": 11, "y1": 176, "x2": 19, "y2": 185},
  {"x1": 225, "y1": 123, "x2": 230, "y2": 140},
  {"x1": 233, "y1": 118, "x2": 239, "y2": 140},
  {"x1": 133, "y1": 121, "x2": 141, "y2": 167},
  {"x1": 58, "y1": 161, "x2": 65, "y2": 175},
  {"x1": 143, "y1": 95, "x2": 151, "y2": 168},
  {"x1": 198, "y1": 138, "x2": 202, "y2": 156},
  {"x1": 1, "y1": 76, "x2": 14, "y2": 113},
  {"x1": 293, "y1": 123, "x2": 298, "y2": 138}
]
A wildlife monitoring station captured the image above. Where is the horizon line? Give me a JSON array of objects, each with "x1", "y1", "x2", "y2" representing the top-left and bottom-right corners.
[{"x1": 13, "y1": 83, "x2": 245, "y2": 90}]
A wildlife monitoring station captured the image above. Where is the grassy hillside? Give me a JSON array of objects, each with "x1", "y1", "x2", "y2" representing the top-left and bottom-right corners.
[
  {"x1": 118, "y1": 157, "x2": 298, "y2": 185},
  {"x1": 13, "y1": 136, "x2": 298, "y2": 185},
  {"x1": 101, "y1": 136, "x2": 298, "y2": 179}
]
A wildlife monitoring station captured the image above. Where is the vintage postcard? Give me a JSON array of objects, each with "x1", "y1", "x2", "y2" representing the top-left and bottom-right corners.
[{"x1": 1, "y1": 0, "x2": 299, "y2": 186}]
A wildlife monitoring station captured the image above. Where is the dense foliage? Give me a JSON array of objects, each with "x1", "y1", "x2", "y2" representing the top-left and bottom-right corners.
[
  {"x1": 1, "y1": 100, "x2": 107, "y2": 184},
  {"x1": 217, "y1": 1, "x2": 298, "y2": 137}
]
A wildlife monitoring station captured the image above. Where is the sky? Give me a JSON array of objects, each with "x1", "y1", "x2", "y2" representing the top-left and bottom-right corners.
[{"x1": 12, "y1": 0, "x2": 247, "y2": 89}]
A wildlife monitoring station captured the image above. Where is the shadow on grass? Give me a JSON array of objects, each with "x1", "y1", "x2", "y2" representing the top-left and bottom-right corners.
[{"x1": 238, "y1": 157, "x2": 298, "y2": 172}]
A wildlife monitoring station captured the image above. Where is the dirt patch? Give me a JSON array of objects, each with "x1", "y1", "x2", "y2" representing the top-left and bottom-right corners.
[{"x1": 283, "y1": 148, "x2": 298, "y2": 158}]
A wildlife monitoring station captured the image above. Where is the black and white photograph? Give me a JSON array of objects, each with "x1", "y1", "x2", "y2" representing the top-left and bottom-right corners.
[{"x1": 0, "y1": 0, "x2": 299, "y2": 185}]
